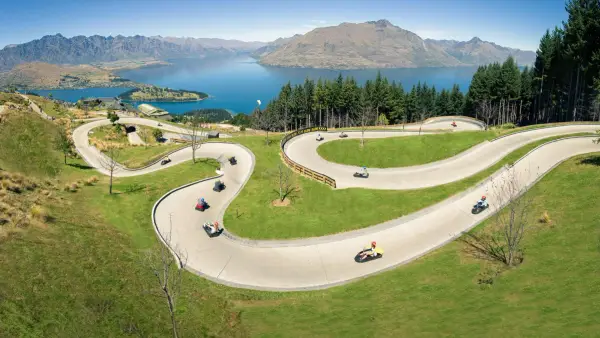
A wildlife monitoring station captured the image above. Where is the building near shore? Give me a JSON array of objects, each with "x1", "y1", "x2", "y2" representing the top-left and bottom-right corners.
[{"x1": 137, "y1": 103, "x2": 169, "y2": 117}]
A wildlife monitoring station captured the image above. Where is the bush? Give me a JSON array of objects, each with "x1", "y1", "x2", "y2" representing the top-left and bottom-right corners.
[
  {"x1": 239, "y1": 126, "x2": 246, "y2": 132},
  {"x1": 84, "y1": 176, "x2": 99, "y2": 186},
  {"x1": 539, "y1": 211, "x2": 552, "y2": 224},
  {"x1": 30, "y1": 205, "x2": 50, "y2": 222},
  {"x1": 64, "y1": 183, "x2": 78, "y2": 192},
  {"x1": 152, "y1": 128, "x2": 163, "y2": 141},
  {"x1": 1, "y1": 179, "x2": 22, "y2": 193}
]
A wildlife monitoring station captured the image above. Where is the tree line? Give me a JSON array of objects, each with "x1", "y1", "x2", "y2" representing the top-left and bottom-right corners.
[
  {"x1": 253, "y1": 0, "x2": 600, "y2": 131},
  {"x1": 253, "y1": 72, "x2": 467, "y2": 132}
]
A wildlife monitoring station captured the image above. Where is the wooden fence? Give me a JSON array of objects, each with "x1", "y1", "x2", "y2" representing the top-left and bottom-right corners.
[{"x1": 280, "y1": 126, "x2": 337, "y2": 188}]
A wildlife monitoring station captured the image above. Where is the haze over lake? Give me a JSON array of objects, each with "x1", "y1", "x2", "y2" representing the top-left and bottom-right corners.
[{"x1": 35, "y1": 56, "x2": 478, "y2": 114}]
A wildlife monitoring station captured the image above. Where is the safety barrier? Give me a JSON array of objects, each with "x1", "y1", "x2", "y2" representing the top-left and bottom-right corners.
[{"x1": 280, "y1": 126, "x2": 337, "y2": 188}]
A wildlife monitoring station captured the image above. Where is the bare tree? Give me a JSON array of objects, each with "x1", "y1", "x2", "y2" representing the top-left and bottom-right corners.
[
  {"x1": 252, "y1": 107, "x2": 279, "y2": 145},
  {"x1": 418, "y1": 111, "x2": 428, "y2": 136},
  {"x1": 273, "y1": 163, "x2": 296, "y2": 202},
  {"x1": 99, "y1": 145, "x2": 120, "y2": 194},
  {"x1": 478, "y1": 100, "x2": 494, "y2": 127},
  {"x1": 460, "y1": 167, "x2": 536, "y2": 267},
  {"x1": 357, "y1": 105, "x2": 376, "y2": 148},
  {"x1": 188, "y1": 113, "x2": 204, "y2": 163},
  {"x1": 145, "y1": 215, "x2": 188, "y2": 338}
]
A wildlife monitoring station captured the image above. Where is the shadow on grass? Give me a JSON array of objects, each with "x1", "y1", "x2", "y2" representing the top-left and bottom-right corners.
[
  {"x1": 67, "y1": 163, "x2": 94, "y2": 170},
  {"x1": 578, "y1": 156, "x2": 600, "y2": 166},
  {"x1": 196, "y1": 158, "x2": 221, "y2": 169}
]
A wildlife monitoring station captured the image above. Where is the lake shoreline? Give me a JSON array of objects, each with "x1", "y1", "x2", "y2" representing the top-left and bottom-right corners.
[{"x1": 32, "y1": 57, "x2": 478, "y2": 114}]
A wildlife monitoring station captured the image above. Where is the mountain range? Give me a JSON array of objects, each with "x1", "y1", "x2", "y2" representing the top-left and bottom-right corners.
[
  {"x1": 0, "y1": 20, "x2": 535, "y2": 74},
  {"x1": 258, "y1": 20, "x2": 536, "y2": 69}
]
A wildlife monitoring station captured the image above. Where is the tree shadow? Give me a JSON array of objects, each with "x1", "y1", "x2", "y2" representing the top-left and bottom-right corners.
[
  {"x1": 272, "y1": 187, "x2": 299, "y2": 202},
  {"x1": 578, "y1": 156, "x2": 600, "y2": 167},
  {"x1": 67, "y1": 163, "x2": 94, "y2": 170}
]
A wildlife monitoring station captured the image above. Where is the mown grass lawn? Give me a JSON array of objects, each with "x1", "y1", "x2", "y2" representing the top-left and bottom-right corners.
[
  {"x1": 223, "y1": 133, "x2": 594, "y2": 239},
  {"x1": 318, "y1": 131, "x2": 494, "y2": 167},
  {"x1": 221, "y1": 153, "x2": 600, "y2": 337},
  {"x1": 119, "y1": 143, "x2": 187, "y2": 169},
  {"x1": 322, "y1": 122, "x2": 600, "y2": 168}
]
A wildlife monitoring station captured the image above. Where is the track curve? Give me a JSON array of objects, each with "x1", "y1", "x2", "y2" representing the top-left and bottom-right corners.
[{"x1": 72, "y1": 117, "x2": 600, "y2": 291}]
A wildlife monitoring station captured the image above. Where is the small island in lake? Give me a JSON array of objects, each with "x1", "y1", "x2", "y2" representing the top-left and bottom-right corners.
[
  {"x1": 118, "y1": 86, "x2": 208, "y2": 102},
  {"x1": 171, "y1": 109, "x2": 233, "y2": 123}
]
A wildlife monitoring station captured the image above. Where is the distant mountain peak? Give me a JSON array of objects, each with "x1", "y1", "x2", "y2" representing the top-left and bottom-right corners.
[
  {"x1": 367, "y1": 19, "x2": 394, "y2": 27},
  {"x1": 258, "y1": 19, "x2": 536, "y2": 69}
]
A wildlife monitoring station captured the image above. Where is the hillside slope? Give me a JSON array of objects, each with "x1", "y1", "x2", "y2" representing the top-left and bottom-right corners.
[{"x1": 259, "y1": 19, "x2": 535, "y2": 69}]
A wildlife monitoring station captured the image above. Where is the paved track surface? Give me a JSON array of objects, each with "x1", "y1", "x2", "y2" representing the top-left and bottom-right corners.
[
  {"x1": 286, "y1": 124, "x2": 600, "y2": 189},
  {"x1": 72, "y1": 117, "x2": 600, "y2": 290}
]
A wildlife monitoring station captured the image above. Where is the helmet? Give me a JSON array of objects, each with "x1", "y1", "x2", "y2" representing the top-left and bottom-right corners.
[
  {"x1": 200, "y1": 198, "x2": 205, "y2": 202},
  {"x1": 371, "y1": 241, "x2": 376, "y2": 247},
  {"x1": 481, "y1": 196, "x2": 486, "y2": 200}
]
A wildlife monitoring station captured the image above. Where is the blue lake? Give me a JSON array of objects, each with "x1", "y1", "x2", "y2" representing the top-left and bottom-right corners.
[{"x1": 33, "y1": 57, "x2": 478, "y2": 114}]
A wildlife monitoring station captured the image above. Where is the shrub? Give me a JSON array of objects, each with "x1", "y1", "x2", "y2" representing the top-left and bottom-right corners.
[
  {"x1": 2, "y1": 179, "x2": 22, "y2": 193},
  {"x1": 539, "y1": 211, "x2": 552, "y2": 224},
  {"x1": 239, "y1": 126, "x2": 246, "y2": 132},
  {"x1": 30, "y1": 205, "x2": 50, "y2": 221},
  {"x1": 84, "y1": 176, "x2": 99, "y2": 186},
  {"x1": 64, "y1": 183, "x2": 78, "y2": 192}
]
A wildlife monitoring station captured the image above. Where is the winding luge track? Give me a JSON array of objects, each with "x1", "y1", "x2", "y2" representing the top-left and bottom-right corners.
[{"x1": 72, "y1": 117, "x2": 600, "y2": 291}]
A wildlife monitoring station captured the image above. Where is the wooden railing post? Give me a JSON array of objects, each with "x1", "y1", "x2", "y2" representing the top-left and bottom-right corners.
[{"x1": 279, "y1": 126, "x2": 336, "y2": 188}]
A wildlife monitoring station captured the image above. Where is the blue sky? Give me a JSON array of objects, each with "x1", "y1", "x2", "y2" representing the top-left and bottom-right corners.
[{"x1": 1, "y1": 0, "x2": 568, "y2": 51}]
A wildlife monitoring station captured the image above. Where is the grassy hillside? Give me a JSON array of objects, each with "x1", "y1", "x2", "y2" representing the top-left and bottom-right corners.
[
  {"x1": 1, "y1": 107, "x2": 599, "y2": 336},
  {"x1": 233, "y1": 153, "x2": 600, "y2": 337},
  {"x1": 0, "y1": 105, "x2": 62, "y2": 176},
  {"x1": 0, "y1": 105, "x2": 237, "y2": 336},
  {"x1": 0, "y1": 62, "x2": 137, "y2": 89}
]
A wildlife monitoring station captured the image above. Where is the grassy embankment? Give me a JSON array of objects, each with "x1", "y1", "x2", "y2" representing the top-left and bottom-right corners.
[
  {"x1": 222, "y1": 132, "x2": 595, "y2": 239},
  {"x1": 319, "y1": 122, "x2": 600, "y2": 168},
  {"x1": 2, "y1": 106, "x2": 599, "y2": 336},
  {"x1": 0, "y1": 104, "x2": 234, "y2": 337},
  {"x1": 90, "y1": 124, "x2": 186, "y2": 168}
]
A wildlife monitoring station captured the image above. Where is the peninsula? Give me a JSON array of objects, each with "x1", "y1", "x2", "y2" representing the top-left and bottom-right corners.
[{"x1": 118, "y1": 86, "x2": 208, "y2": 102}]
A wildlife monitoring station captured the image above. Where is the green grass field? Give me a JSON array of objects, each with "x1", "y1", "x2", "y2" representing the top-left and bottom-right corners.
[
  {"x1": 318, "y1": 131, "x2": 494, "y2": 167},
  {"x1": 231, "y1": 154, "x2": 600, "y2": 337},
  {"x1": 222, "y1": 132, "x2": 593, "y2": 239},
  {"x1": 90, "y1": 124, "x2": 187, "y2": 169},
  {"x1": 321, "y1": 122, "x2": 600, "y2": 168},
  {"x1": 2, "y1": 108, "x2": 600, "y2": 337},
  {"x1": 3, "y1": 150, "x2": 598, "y2": 337},
  {"x1": 118, "y1": 143, "x2": 187, "y2": 169}
]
